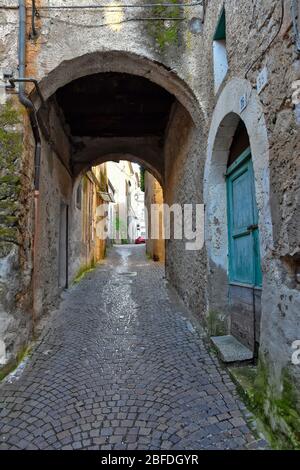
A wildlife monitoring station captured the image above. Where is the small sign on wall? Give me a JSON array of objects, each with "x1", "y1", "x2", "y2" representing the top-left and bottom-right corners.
[
  {"x1": 257, "y1": 67, "x2": 268, "y2": 94},
  {"x1": 239, "y1": 94, "x2": 248, "y2": 113},
  {"x1": 0, "y1": 340, "x2": 6, "y2": 365}
]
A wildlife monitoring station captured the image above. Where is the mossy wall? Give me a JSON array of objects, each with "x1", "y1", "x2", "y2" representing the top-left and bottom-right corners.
[
  {"x1": 0, "y1": 99, "x2": 23, "y2": 257},
  {"x1": 253, "y1": 357, "x2": 300, "y2": 449},
  {"x1": 146, "y1": 0, "x2": 183, "y2": 52},
  {"x1": 0, "y1": 97, "x2": 33, "y2": 374}
]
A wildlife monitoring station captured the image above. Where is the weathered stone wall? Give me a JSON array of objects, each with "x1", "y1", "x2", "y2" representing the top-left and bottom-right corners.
[
  {"x1": 164, "y1": 102, "x2": 207, "y2": 315},
  {"x1": 0, "y1": 97, "x2": 34, "y2": 368},
  {"x1": 202, "y1": 0, "x2": 300, "y2": 447},
  {"x1": 33, "y1": 139, "x2": 72, "y2": 317},
  {"x1": 68, "y1": 176, "x2": 85, "y2": 284},
  {"x1": 0, "y1": 5, "x2": 20, "y2": 367},
  {"x1": 0, "y1": 0, "x2": 299, "y2": 446},
  {"x1": 26, "y1": 0, "x2": 208, "y2": 324}
]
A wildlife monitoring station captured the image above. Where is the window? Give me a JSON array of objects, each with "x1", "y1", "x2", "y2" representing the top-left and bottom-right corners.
[{"x1": 213, "y1": 7, "x2": 228, "y2": 94}]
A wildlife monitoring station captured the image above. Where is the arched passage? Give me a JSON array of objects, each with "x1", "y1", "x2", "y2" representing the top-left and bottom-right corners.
[
  {"x1": 33, "y1": 50, "x2": 202, "y2": 124},
  {"x1": 204, "y1": 78, "x2": 273, "y2": 357},
  {"x1": 32, "y1": 48, "x2": 205, "y2": 190},
  {"x1": 32, "y1": 51, "x2": 204, "y2": 320},
  {"x1": 75, "y1": 153, "x2": 163, "y2": 189}
]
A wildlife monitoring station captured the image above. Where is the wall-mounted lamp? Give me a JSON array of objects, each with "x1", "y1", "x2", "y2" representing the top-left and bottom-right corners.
[{"x1": 189, "y1": 17, "x2": 203, "y2": 34}]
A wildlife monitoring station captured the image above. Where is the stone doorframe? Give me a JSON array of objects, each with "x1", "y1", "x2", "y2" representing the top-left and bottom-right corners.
[{"x1": 203, "y1": 77, "x2": 274, "y2": 341}]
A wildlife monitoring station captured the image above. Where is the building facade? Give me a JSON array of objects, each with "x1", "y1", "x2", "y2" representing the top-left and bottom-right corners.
[
  {"x1": 69, "y1": 164, "x2": 108, "y2": 284},
  {"x1": 144, "y1": 171, "x2": 165, "y2": 262},
  {"x1": 0, "y1": 0, "x2": 299, "y2": 446},
  {"x1": 106, "y1": 161, "x2": 145, "y2": 244}
]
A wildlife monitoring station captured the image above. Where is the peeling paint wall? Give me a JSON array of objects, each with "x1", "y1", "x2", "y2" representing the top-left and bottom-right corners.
[{"x1": 144, "y1": 171, "x2": 165, "y2": 263}]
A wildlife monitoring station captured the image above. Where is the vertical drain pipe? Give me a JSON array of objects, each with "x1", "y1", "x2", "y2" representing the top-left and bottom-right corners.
[
  {"x1": 291, "y1": 0, "x2": 300, "y2": 52},
  {"x1": 18, "y1": 0, "x2": 41, "y2": 329}
]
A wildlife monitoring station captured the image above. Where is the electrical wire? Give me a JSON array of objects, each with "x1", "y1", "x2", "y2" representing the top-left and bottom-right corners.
[
  {"x1": 37, "y1": 16, "x2": 186, "y2": 29},
  {"x1": 34, "y1": 2, "x2": 203, "y2": 9},
  {"x1": 30, "y1": 1, "x2": 193, "y2": 31},
  {"x1": 0, "y1": 1, "x2": 203, "y2": 12},
  {"x1": 0, "y1": 5, "x2": 18, "y2": 9},
  {"x1": 245, "y1": 0, "x2": 285, "y2": 79}
]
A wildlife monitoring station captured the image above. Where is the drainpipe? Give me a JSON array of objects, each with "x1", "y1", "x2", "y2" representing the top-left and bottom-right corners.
[
  {"x1": 18, "y1": 0, "x2": 41, "y2": 328},
  {"x1": 291, "y1": 0, "x2": 300, "y2": 53},
  {"x1": 18, "y1": 1, "x2": 41, "y2": 190}
]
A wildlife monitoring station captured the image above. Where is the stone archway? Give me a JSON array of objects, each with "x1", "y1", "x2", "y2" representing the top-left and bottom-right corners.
[
  {"x1": 75, "y1": 153, "x2": 163, "y2": 189},
  {"x1": 31, "y1": 50, "x2": 205, "y2": 198},
  {"x1": 31, "y1": 51, "x2": 204, "y2": 322},
  {"x1": 204, "y1": 78, "x2": 273, "y2": 354},
  {"x1": 33, "y1": 50, "x2": 202, "y2": 125}
]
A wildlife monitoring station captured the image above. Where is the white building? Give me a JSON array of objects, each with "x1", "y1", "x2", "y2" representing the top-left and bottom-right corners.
[{"x1": 106, "y1": 161, "x2": 145, "y2": 244}]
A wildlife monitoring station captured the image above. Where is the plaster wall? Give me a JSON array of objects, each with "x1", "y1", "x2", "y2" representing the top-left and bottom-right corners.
[{"x1": 144, "y1": 171, "x2": 165, "y2": 263}]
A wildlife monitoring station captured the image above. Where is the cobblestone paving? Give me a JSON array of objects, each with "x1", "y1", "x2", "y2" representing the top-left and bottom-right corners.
[{"x1": 0, "y1": 245, "x2": 267, "y2": 450}]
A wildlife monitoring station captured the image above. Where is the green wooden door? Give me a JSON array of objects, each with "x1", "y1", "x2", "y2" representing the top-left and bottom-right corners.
[{"x1": 226, "y1": 148, "x2": 262, "y2": 287}]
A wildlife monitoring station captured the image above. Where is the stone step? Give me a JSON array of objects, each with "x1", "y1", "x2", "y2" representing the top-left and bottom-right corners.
[{"x1": 211, "y1": 335, "x2": 254, "y2": 364}]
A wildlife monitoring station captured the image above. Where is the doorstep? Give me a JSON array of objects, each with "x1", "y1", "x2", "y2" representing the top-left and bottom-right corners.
[{"x1": 211, "y1": 335, "x2": 254, "y2": 364}]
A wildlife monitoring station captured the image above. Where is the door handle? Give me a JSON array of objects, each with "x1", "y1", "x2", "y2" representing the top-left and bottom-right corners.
[{"x1": 247, "y1": 224, "x2": 258, "y2": 231}]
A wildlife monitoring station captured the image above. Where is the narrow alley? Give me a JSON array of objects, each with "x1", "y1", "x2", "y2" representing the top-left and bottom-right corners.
[{"x1": 0, "y1": 246, "x2": 265, "y2": 450}]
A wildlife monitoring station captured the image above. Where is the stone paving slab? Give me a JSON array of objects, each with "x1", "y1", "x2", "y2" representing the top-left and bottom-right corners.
[
  {"x1": 211, "y1": 335, "x2": 253, "y2": 363},
  {"x1": 0, "y1": 245, "x2": 267, "y2": 450}
]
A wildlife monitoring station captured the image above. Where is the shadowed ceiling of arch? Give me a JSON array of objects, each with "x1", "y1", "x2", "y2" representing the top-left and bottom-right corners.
[
  {"x1": 55, "y1": 72, "x2": 175, "y2": 138},
  {"x1": 49, "y1": 71, "x2": 179, "y2": 181}
]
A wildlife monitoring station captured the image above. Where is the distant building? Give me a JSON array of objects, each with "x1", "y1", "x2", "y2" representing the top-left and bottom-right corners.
[
  {"x1": 69, "y1": 164, "x2": 111, "y2": 281},
  {"x1": 106, "y1": 161, "x2": 145, "y2": 244},
  {"x1": 144, "y1": 171, "x2": 165, "y2": 263}
]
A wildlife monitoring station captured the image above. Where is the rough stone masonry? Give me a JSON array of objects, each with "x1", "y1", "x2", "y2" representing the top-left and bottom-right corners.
[{"x1": 0, "y1": 0, "x2": 299, "y2": 448}]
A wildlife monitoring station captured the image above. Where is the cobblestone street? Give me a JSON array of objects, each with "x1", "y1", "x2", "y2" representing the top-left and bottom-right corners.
[{"x1": 0, "y1": 246, "x2": 265, "y2": 450}]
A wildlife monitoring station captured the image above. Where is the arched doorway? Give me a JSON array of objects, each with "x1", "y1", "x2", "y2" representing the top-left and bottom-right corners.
[
  {"x1": 225, "y1": 120, "x2": 262, "y2": 355},
  {"x1": 204, "y1": 78, "x2": 273, "y2": 361},
  {"x1": 226, "y1": 120, "x2": 262, "y2": 290},
  {"x1": 206, "y1": 115, "x2": 263, "y2": 356}
]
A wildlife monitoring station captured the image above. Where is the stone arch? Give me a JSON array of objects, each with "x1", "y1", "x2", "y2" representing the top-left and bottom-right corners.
[
  {"x1": 33, "y1": 51, "x2": 204, "y2": 192},
  {"x1": 71, "y1": 152, "x2": 164, "y2": 215},
  {"x1": 204, "y1": 77, "x2": 273, "y2": 350},
  {"x1": 33, "y1": 50, "x2": 203, "y2": 125},
  {"x1": 74, "y1": 153, "x2": 163, "y2": 189},
  {"x1": 204, "y1": 78, "x2": 273, "y2": 274},
  {"x1": 31, "y1": 49, "x2": 204, "y2": 323}
]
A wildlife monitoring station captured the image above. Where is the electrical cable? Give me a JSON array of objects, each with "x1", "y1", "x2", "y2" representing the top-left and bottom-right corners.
[
  {"x1": 36, "y1": 16, "x2": 186, "y2": 29},
  {"x1": 0, "y1": 5, "x2": 19, "y2": 9},
  {"x1": 33, "y1": 2, "x2": 203, "y2": 10},
  {"x1": 0, "y1": 1, "x2": 202, "y2": 11},
  {"x1": 25, "y1": 1, "x2": 204, "y2": 36},
  {"x1": 245, "y1": 0, "x2": 284, "y2": 79}
]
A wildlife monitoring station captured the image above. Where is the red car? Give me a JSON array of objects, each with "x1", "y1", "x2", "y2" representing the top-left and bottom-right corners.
[{"x1": 135, "y1": 236, "x2": 146, "y2": 244}]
